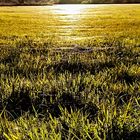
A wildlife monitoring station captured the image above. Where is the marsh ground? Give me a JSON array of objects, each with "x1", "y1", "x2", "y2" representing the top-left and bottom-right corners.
[{"x1": 0, "y1": 4, "x2": 140, "y2": 140}]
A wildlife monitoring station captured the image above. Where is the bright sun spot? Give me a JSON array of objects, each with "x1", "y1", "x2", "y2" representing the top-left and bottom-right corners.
[
  {"x1": 48, "y1": 4, "x2": 98, "y2": 41},
  {"x1": 50, "y1": 4, "x2": 99, "y2": 17},
  {"x1": 51, "y1": 5, "x2": 93, "y2": 21},
  {"x1": 54, "y1": 5, "x2": 85, "y2": 15}
]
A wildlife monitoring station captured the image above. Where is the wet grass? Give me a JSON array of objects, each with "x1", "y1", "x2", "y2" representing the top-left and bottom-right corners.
[{"x1": 0, "y1": 4, "x2": 140, "y2": 140}]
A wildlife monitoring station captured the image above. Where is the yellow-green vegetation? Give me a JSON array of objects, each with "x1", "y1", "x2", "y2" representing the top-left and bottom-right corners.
[{"x1": 0, "y1": 4, "x2": 140, "y2": 140}]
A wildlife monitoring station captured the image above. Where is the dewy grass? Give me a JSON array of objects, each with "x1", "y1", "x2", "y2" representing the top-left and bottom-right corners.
[{"x1": 0, "y1": 4, "x2": 140, "y2": 140}]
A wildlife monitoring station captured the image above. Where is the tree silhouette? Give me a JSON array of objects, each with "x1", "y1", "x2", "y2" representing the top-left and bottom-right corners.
[
  {"x1": 0, "y1": 0, "x2": 140, "y2": 4},
  {"x1": 18, "y1": 0, "x2": 24, "y2": 3}
]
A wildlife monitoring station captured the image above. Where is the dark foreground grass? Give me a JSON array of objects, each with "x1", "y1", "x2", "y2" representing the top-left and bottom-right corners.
[
  {"x1": 0, "y1": 37, "x2": 140, "y2": 140},
  {"x1": 0, "y1": 5, "x2": 140, "y2": 140}
]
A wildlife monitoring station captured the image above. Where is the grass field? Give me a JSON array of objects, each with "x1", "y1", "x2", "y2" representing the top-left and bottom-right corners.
[{"x1": 0, "y1": 4, "x2": 140, "y2": 140}]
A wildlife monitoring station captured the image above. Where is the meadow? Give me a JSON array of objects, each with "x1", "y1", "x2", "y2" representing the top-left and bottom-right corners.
[{"x1": 0, "y1": 4, "x2": 140, "y2": 140}]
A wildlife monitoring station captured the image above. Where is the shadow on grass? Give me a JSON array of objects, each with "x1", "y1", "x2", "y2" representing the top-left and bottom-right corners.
[
  {"x1": 0, "y1": 89, "x2": 98, "y2": 121},
  {"x1": 34, "y1": 92, "x2": 98, "y2": 121},
  {"x1": 117, "y1": 71, "x2": 135, "y2": 84},
  {"x1": 2, "y1": 88, "x2": 32, "y2": 120},
  {"x1": 116, "y1": 92, "x2": 132, "y2": 106},
  {"x1": 106, "y1": 120, "x2": 140, "y2": 140},
  {"x1": 48, "y1": 60, "x2": 115, "y2": 74},
  {"x1": 0, "y1": 47, "x2": 20, "y2": 66},
  {"x1": 0, "y1": 134, "x2": 5, "y2": 140}
]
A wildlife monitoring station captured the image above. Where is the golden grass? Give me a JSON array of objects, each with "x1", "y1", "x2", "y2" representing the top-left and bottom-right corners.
[{"x1": 0, "y1": 4, "x2": 140, "y2": 140}]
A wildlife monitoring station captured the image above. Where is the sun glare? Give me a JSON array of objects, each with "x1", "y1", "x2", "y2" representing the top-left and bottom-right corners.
[
  {"x1": 48, "y1": 4, "x2": 94, "y2": 40},
  {"x1": 54, "y1": 5, "x2": 85, "y2": 15},
  {"x1": 51, "y1": 4, "x2": 93, "y2": 22}
]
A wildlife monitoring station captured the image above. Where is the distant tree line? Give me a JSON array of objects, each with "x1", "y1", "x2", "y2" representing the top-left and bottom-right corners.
[
  {"x1": 0, "y1": 0, "x2": 58, "y2": 5},
  {"x1": 0, "y1": 0, "x2": 139, "y2": 5},
  {"x1": 59, "y1": 0, "x2": 140, "y2": 3}
]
